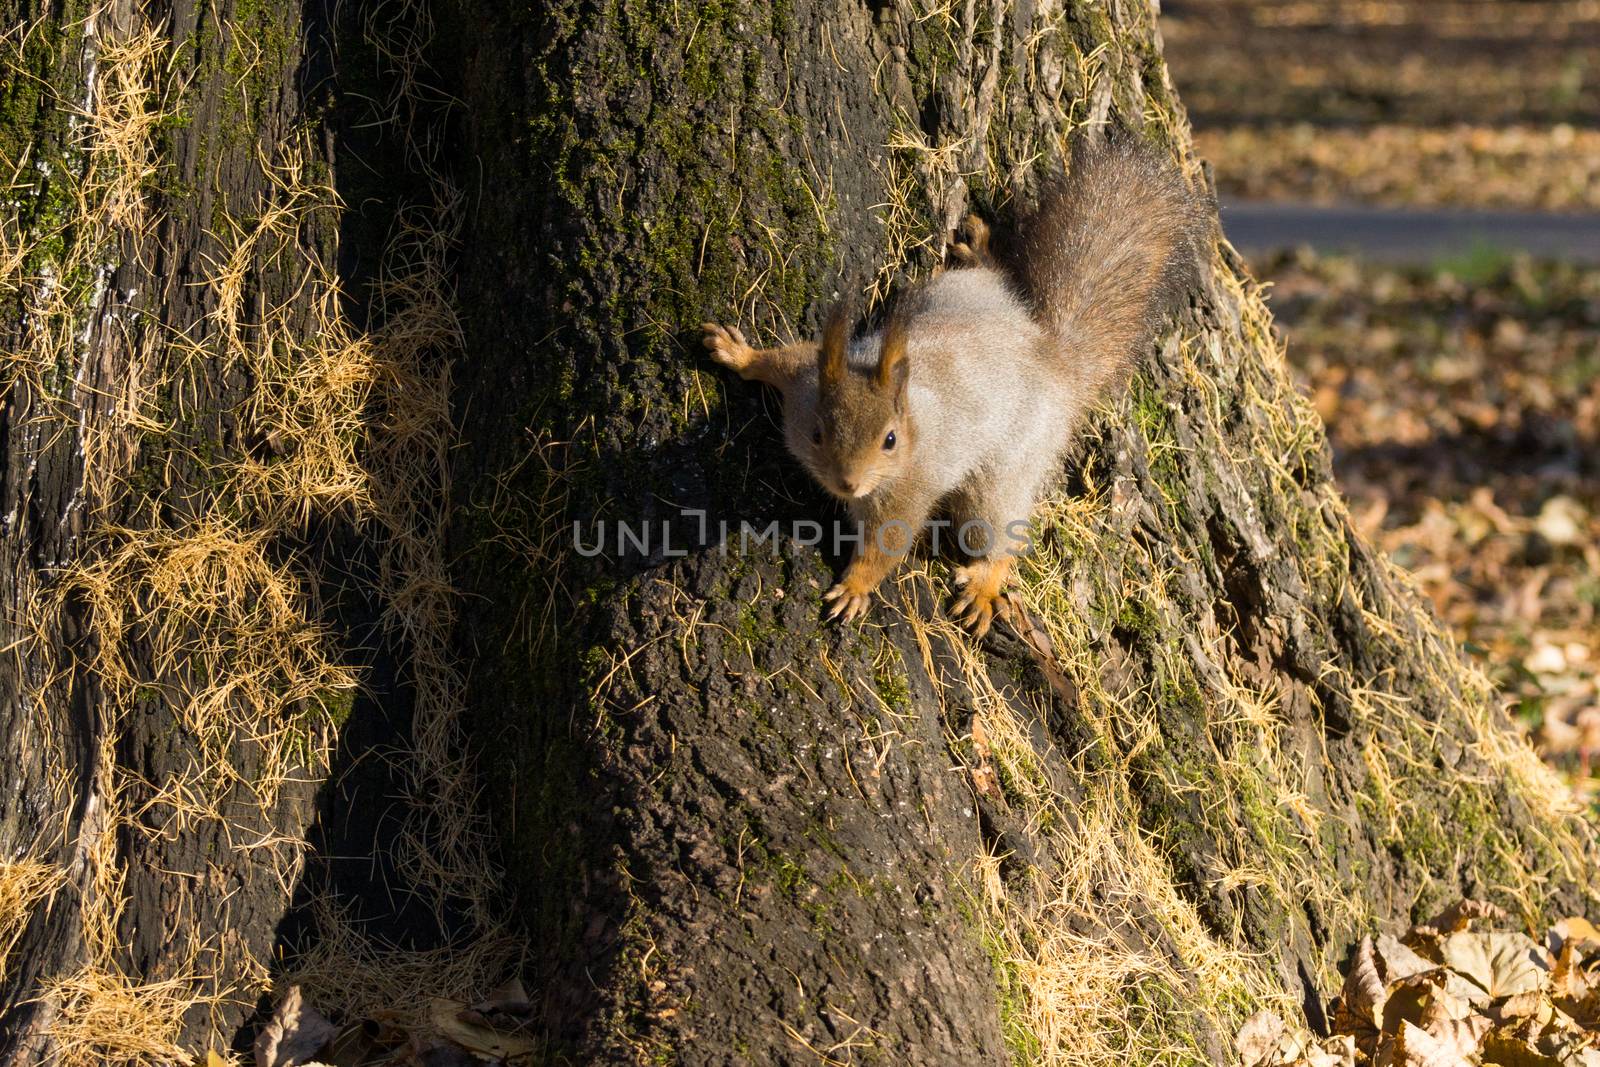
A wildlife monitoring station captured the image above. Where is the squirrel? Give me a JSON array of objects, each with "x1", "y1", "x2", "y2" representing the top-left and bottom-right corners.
[{"x1": 703, "y1": 137, "x2": 1216, "y2": 635}]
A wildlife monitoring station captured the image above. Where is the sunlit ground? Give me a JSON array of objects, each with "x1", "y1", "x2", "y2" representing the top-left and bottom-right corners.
[
  {"x1": 1165, "y1": 0, "x2": 1600, "y2": 800},
  {"x1": 1261, "y1": 251, "x2": 1600, "y2": 800}
]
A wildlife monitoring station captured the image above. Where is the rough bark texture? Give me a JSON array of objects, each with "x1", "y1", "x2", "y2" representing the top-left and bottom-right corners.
[
  {"x1": 0, "y1": 0, "x2": 1593, "y2": 1063},
  {"x1": 444, "y1": 0, "x2": 1596, "y2": 1062},
  {"x1": 0, "y1": 0, "x2": 416, "y2": 1054}
]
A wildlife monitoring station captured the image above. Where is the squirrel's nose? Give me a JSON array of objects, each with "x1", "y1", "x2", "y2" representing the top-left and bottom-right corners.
[{"x1": 839, "y1": 478, "x2": 857, "y2": 495}]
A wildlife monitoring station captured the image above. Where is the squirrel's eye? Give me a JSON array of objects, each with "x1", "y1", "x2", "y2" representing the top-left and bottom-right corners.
[
  {"x1": 883, "y1": 430, "x2": 896, "y2": 451},
  {"x1": 812, "y1": 426, "x2": 822, "y2": 445}
]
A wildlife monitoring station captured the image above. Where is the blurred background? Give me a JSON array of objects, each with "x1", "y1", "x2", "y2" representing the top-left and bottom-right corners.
[{"x1": 1163, "y1": 0, "x2": 1600, "y2": 803}]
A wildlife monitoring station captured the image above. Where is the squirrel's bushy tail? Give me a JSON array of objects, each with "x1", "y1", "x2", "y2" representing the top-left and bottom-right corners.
[{"x1": 1013, "y1": 137, "x2": 1216, "y2": 390}]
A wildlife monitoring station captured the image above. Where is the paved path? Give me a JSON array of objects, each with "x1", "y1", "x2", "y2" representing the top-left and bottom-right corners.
[{"x1": 1220, "y1": 201, "x2": 1600, "y2": 263}]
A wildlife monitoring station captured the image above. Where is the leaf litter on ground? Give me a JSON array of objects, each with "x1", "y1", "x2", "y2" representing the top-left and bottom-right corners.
[
  {"x1": 1239, "y1": 901, "x2": 1600, "y2": 1066},
  {"x1": 1163, "y1": 0, "x2": 1600, "y2": 212},
  {"x1": 245, "y1": 979, "x2": 540, "y2": 1066},
  {"x1": 1258, "y1": 251, "x2": 1600, "y2": 805}
]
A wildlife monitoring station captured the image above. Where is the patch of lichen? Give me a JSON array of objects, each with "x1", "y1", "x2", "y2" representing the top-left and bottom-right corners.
[
  {"x1": 178, "y1": 0, "x2": 301, "y2": 172},
  {"x1": 973, "y1": 903, "x2": 1045, "y2": 1067},
  {"x1": 0, "y1": 7, "x2": 96, "y2": 394},
  {"x1": 730, "y1": 812, "x2": 876, "y2": 942},
  {"x1": 900, "y1": 6, "x2": 961, "y2": 110},
  {"x1": 0, "y1": 1, "x2": 85, "y2": 170},
  {"x1": 1363, "y1": 733, "x2": 1574, "y2": 930},
  {"x1": 1114, "y1": 973, "x2": 1216, "y2": 1067}
]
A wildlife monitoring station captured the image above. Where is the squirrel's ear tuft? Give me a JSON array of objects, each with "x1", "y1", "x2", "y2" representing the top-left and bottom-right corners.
[
  {"x1": 876, "y1": 305, "x2": 910, "y2": 400},
  {"x1": 819, "y1": 303, "x2": 850, "y2": 390}
]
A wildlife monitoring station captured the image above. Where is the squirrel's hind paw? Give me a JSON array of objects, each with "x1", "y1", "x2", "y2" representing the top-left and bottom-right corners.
[
  {"x1": 950, "y1": 588, "x2": 1001, "y2": 637},
  {"x1": 949, "y1": 214, "x2": 993, "y2": 268},
  {"x1": 702, "y1": 322, "x2": 754, "y2": 370}
]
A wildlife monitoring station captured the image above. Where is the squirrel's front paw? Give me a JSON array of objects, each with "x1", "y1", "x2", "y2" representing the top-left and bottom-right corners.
[
  {"x1": 701, "y1": 322, "x2": 754, "y2": 371},
  {"x1": 823, "y1": 569, "x2": 880, "y2": 624}
]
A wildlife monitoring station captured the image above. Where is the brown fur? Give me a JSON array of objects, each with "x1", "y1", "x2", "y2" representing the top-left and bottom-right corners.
[{"x1": 1010, "y1": 138, "x2": 1217, "y2": 400}]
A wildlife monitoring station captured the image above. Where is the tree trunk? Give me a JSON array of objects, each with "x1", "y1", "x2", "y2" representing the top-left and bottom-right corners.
[
  {"x1": 444, "y1": 0, "x2": 1596, "y2": 1062},
  {"x1": 0, "y1": 0, "x2": 464, "y2": 1057},
  {"x1": 0, "y1": 0, "x2": 1592, "y2": 1063}
]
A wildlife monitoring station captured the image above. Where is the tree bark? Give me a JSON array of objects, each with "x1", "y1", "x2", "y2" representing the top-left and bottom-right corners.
[
  {"x1": 0, "y1": 0, "x2": 439, "y2": 1056},
  {"x1": 444, "y1": 0, "x2": 1597, "y2": 1062},
  {"x1": 0, "y1": 0, "x2": 1593, "y2": 1063}
]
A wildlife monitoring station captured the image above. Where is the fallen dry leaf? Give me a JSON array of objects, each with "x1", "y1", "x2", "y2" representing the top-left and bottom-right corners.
[
  {"x1": 470, "y1": 978, "x2": 533, "y2": 1018},
  {"x1": 1422, "y1": 982, "x2": 1477, "y2": 1024},
  {"x1": 1238, "y1": 1009, "x2": 1289, "y2": 1067},
  {"x1": 1426, "y1": 901, "x2": 1512, "y2": 936},
  {"x1": 1344, "y1": 936, "x2": 1389, "y2": 1030},
  {"x1": 428, "y1": 997, "x2": 541, "y2": 1061},
  {"x1": 254, "y1": 986, "x2": 337, "y2": 1067},
  {"x1": 1481, "y1": 1031, "x2": 1563, "y2": 1066},
  {"x1": 968, "y1": 717, "x2": 1003, "y2": 802},
  {"x1": 1438, "y1": 932, "x2": 1547, "y2": 999},
  {"x1": 1555, "y1": 919, "x2": 1600, "y2": 955},
  {"x1": 1491, "y1": 991, "x2": 1554, "y2": 1027},
  {"x1": 1381, "y1": 935, "x2": 1443, "y2": 982},
  {"x1": 1305, "y1": 1034, "x2": 1358, "y2": 1067},
  {"x1": 1425, "y1": 1013, "x2": 1493, "y2": 1060},
  {"x1": 1387, "y1": 1019, "x2": 1475, "y2": 1067}
]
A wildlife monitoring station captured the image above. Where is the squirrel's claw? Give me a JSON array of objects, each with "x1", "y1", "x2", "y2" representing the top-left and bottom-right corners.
[
  {"x1": 950, "y1": 589, "x2": 999, "y2": 637},
  {"x1": 823, "y1": 581, "x2": 873, "y2": 624},
  {"x1": 949, "y1": 214, "x2": 993, "y2": 268},
  {"x1": 950, "y1": 558, "x2": 1013, "y2": 638}
]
